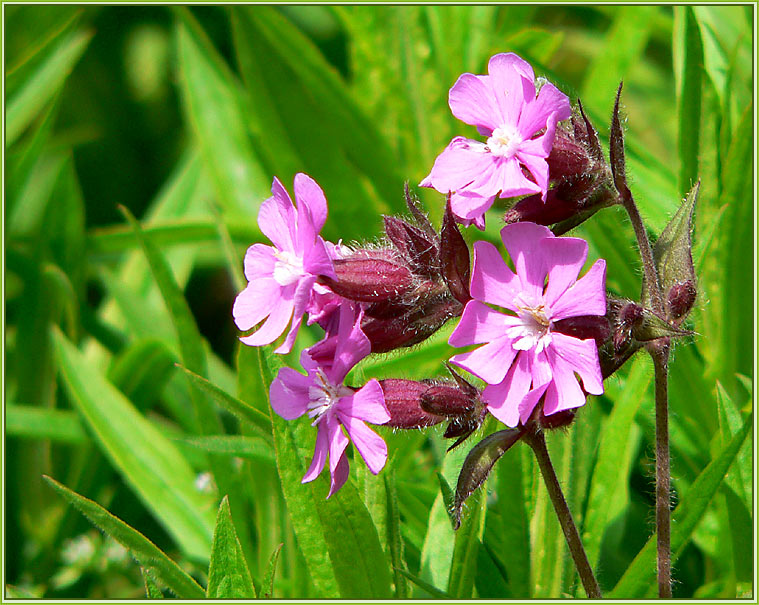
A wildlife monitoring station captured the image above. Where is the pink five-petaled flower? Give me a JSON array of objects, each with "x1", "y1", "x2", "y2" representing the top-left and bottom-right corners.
[
  {"x1": 421, "y1": 53, "x2": 571, "y2": 229},
  {"x1": 448, "y1": 222, "x2": 606, "y2": 427},
  {"x1": 269, "y1": 304, "x2": 390, "y2": 498},
  {"x1": 233, "y1": 173, "x2": 336, "y2": 354}
]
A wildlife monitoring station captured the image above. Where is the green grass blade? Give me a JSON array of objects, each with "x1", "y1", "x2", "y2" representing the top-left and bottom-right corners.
[
  {"x1": 174, "y1": 10, "x2": 269, "y2": 216},
  {"x1": 447, "y1": 488, "x2": 485, "y2": 598},
  {"x1": 610, "y1": 414, "x2": 752, "y2": 598},
  {"x1": 673, "y1": 7, "x2": 704, "y2": 195},
  {"x1": 207, "y1": 496, "x2": 257, "y2": 598},
  {"x1": 396, "y1": 568, "x2": 453, "y2": 599},
  {"x1": 260, "y1": 542, "x2": 283, "y2": 599},
  {"x1": 6, "y1": 28, "x2": 93, "y2": 146},
  {"x1": 43, "y1": 476, "x2": 205, "y2": 599},
  {"x1": 384, "y1": 471, "x2": 408, "y2": 598},
  {"x1": 107, "y1": 339, "x2": 177, "y2": 412},
  {"x1": 583, "y1": 357, "x2": 652, "y2": 570},
  {"x1": 142, "y1": 568, "x2": 164, "y2": 599},
  {"x1": 52, "y1": 327, "x2": 215, "y2": 560},
  {"x1": 7, "y1": 404, "x2": 89, "y2": 444},
  {"x1": 179, "y1": 436, "x2": 274, "y2": 464},
  {"x1": 177, "y1": 365, "x2": 271, "y2": 441}
]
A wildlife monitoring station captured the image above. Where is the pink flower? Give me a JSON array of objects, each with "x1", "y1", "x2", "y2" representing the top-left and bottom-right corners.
[
  {"x1": 448, "y1": 222, "x2": 606, "y2": 427},
  {"x1": 233, "y1": 173, "x2": 336, "y2": 354},
  {"x1": 421, "y1": 53, "x2": 571, "y2": 229},
  {"x1": 270, "y1": 304, "x2": 390, "y2": 498}
]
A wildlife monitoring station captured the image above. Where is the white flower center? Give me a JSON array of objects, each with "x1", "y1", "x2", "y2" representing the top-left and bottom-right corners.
[
  {"x1": 272, "y1": 249, "x2": 304, "y2": 286},
  {"x1": 486, "y1": 125, "x2": 523, "y2": 158},
  {"x1": 506, "y1": 303, "x2": 553, "y2": 353},
  {"x1": 307, "y1": 369, "x2": 352, "y2": 426}
]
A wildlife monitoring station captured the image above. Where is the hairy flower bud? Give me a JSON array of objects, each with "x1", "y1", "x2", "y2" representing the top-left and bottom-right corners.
[
  {"x1": 552, "y1": 315, "x2": 611, "y2": 347},
  {"x1": 420, "y1": 384, "x2": 476, "y2": 417},
  {"x1": 320, "y1": 250, "x2": 415, "y2": 303},
  {"x1": 547, "y1": 126, "x2": 592, "y2": 182},
  {"x1": 667, "y1": 280, "x2": 697, "y2": 321},
  {"x1": 379, "y1": 379, "x2": 446, "y2": 429},
  {"x1": 611, "y1": 300, "x2": 644, "y2": 354}
]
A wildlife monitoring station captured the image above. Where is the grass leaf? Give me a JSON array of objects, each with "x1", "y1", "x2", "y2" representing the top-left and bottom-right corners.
[
  {"x1": 44, "y1": 476, "x2": 205, "y2": 599},
  {"x1": 207, "y1": 496, "x2": 257, "y2": 598}
]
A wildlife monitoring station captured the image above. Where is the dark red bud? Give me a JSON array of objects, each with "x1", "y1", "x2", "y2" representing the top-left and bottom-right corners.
[
  {"x1": 667, "y1": 280, "x2": 697, "y2": 321},
  {"x1": 552, "y1": 315, "x2": 610, "y2": 347},
  {"x1": 383, "y1": 215, "x2": 440, "y2": 278},
  {"x1": 362, "y1": 296, "x2": 462, "y2": 354},
  {"x1": 539, "y1": 409, "x2": 576, "y2": 430},
  {"x1": 379, "y1": 379, "x2": 445, "y2": 429},
  {"x1": 612, "y1": 301, "x2": 644, "y2": 354},
  {"x1": 547, "y1": 128, "x2": 592, "y2": 182},
  {"x1": 440, "y1": 198, "x2": 471, "y2": 305},
  {"x1": 321, "y1": 251, "x2": 414, "y2": 303},
  {"x1": 419, "y1": 384, "x2": 476, "y2": 417},
  {"x1": 504, "y1": 189, "x2": 580, "y2": 227}
]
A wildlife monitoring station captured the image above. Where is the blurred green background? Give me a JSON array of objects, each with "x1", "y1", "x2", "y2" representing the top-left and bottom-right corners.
[{"x1": 4, "y1": 5, "x2": 754, "y2": 599}]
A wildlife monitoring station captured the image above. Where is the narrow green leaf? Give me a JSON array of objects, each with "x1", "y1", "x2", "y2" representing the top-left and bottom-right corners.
[
  {"x1": 396, "y1": 568, "x2": 453, "y2": 599},
  {"x1": 260, "y1": 543, "x2": 284, "y2": 599},
  {"x1": 579, "y1": 6, "x2": 656, "y2": 117},
  {"x1": 673, "y1": 7, "x2": 704, "y2": 195},
  {"x1": 7, "y1": 404, "x2": 88, "y2": 444},
  {"x1": 119, "y1": 206, "x2": 221, "y2": 437},
  {"x1": 6, "y1": 28, "x2": 93, "y2": 145},
  {"x1": 436, "y1": 472, "x2": 456, "y2": 529},
  {"x1": 174, "y1": 10, "x2": 269, "y2": 215},
  {"x1": 180, "y1": 435, "x2": 274, "y2": 464},
  {"x1": 177, "y1": 365, "x2": 271, "y2": 441},
  {"x1": 447, "y1": 488, "x2": 485, "y2": 599},
  {"x1": 716, "y1": 383, "x2": 751, "y2": 510},
  {"x1": 142, "y1": 569, "x2": 164, "y2": 599},
  {"x1": 44, "y1": 476, "x2": 205, "y2": 599},
  {"x1": 207, "y1": 496, "x2": 257, "y2": 598},
  {"x1": 583, "y1": 357, "x2": 651, "y2": 570},
  {"x1": 610, "y1": 415, "x2": 752, "y2": 598},
  {"x1": 52, "y1": 328, "x2": 215, "y2": 560},
  {"x1": 384, "y1": 471, "x2": 408, "y2": 599},
  {"x1": 108, "y1": 339, "x2": 177, "y2": 412}
]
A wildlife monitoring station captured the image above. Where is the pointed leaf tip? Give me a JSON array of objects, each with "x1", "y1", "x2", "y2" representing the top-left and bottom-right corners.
[{"x1": 609, "y1": 81, "x2": 630, "y2": 199}]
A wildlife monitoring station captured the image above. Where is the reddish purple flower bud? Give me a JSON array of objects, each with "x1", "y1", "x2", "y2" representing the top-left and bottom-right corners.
[
  {"x1": 546, "y1": 126, "x2": 592, "y2": 182},
  {"x1": 612, "y1": 301, "x2": 644, "y2": 354},
  {"x1": 440, "y1": 198, "x2": 471, "y2": 305},
  {"x1": 552, "y1": 315, "x2": 611, "y2": 347},
  {"x1": 320, "y1": 250, "x2": 414, "y2": 303},
  {"x1": 383, "y1": 215, "x2": 440, "y2": 279},
  {"x1": 667, "y1": 280, "x2": 697, "y2": 321},
  {"x1": 380, "y1": 379, "x2": 446, "y2": 429},
  {"x1": 419, "y1": 384, "x2": 476, "y2": 417},
  {"x1": 538, "y1": 408, "x2": 576, "y2": 430},
  {"x1": 504, "y1": 188, "x2": 584, "y2": 227},
  {"x1": 362, "y1": 297, "x2": 463, "y2": 354}
]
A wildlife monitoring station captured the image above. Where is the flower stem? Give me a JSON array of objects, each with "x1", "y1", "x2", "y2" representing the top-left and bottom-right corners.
[
  {"x1": 524, "y1": 429, "x2": 602, "y2": 599},
  {"x1": 651, "y1": 341, "x2": 672, "y2": 598}
]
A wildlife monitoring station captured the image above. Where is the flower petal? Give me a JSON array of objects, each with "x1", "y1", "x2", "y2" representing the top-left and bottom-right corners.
[
  {"x1": 449, "y1": 300, "x2": 517, "y2": 346},
  {"x1": 514, "y1": 151, "x2": 550, "y2": 198},
  {"x1": 241, "y1": 244, "x2": 277, "y2": 282},
  {"x1": 550, "y1": 259, "x2": 607, "y2": 320},
  {"x1": 448, "y1": 73, "x2": 500, "y2": 130},
  {"x1": 238, "y1": 289, "x2": 294, "y2": 347},
  {"x1": 303, "y1": 237, "x2": 336, "y2": 280},
  {"x1": 258, "y1": 177, "x2": 297, "y2": 251},
  {"x1": 450, "y1": 336, "x2": 517, "y2": 385},
  {"x1": 540, "y1": 236, "x2": 589, "y2": 309},
  {"x1": 500, "y1": 222, "x2": 554, "y2": 302},
  {"x1": 542, "y1": 348, "x2": 586, "y2": 416},
  {"x1": 269, "y1": 367, "x2": 311, "y2": 420},
  {"x1": 275, "y1": 277, "x2": 316, "y2": 354},
  {"x1": 330, "y1": 304, "x2": 370, "y2": 383},
  {"x1": 449, "y1": 189, "x2": 495, "y2": 229},
  {"x1": 518, "y1": 83, "x2": 570, "y2": 137},
  {"x1": 487, "y1": 53, "x2": 535, "y2": 126},
  {"x1": 326, "y1": 450, "x2": 350, "y2": 499},
  {"x1": 294, "y1": 172, "x2": 328, "y2": 235},
  {"x1": 339, "y1": 414, "x2": 388, "y2": 475},
  {"x1": 549, "y1": 333, "x2": 604, "y2": 395},
  {"x1": 328, "y1": 415, "x2": 350, "y2": 479},
  {"x1": 338, "y1": 379, "x2": 390, "y2": 425},
  {"x1": 420, "y1": 137, "x2": 495, "y2": 193},
  {"x1": 302, "y1": 423, "x2": 329, "y2": 483},
  {"x1": 232, "y1": 276, "x2": 282, "y2": 331},
  {"x1": 469, "y1": 240, "x2": 521, "y2": 309},
  {"x1": 482, "y1": 350, "x2": 532, "y2": 426}
]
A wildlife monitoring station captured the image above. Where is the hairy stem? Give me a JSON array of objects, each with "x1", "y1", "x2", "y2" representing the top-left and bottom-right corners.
[
  {"x1": 651, "y1": 341, "x2": 672, "y2": 598},
  {"x1": 525, "y1": 430, "x2": 602, "y2": 598}
]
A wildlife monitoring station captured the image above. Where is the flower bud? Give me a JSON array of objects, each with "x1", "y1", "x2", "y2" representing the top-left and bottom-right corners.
[
  {"x1": 552, "y1": 315, "x2": 611, "y2": 347},
  {"x1": 362, "y1": 296, "x2": 463, "y2": 354},
  {"x1": 419, "y1": 383, "x2": 476, "y2": 417},
  {"x1": 612, "y1": 301, "x2": 644, "y2": 354},
  {"x1": 667, "y1": 279, "x2": 697, "y2": 322},
  {"x1": 379, "y1": 379, "x2": 445, "y2": 429},
  {"x1": 547, "y1": 126, "x2": 592, "y2": 182},
  {"x1": 320, "y1": 250, "x2": 415, "y2": 303},
  {"x1": 383, "y1": 215, "x2": 440, "y2": 279},
  {"x1": 538, "y1": 408, "x2": 576, "y2": 430}
]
